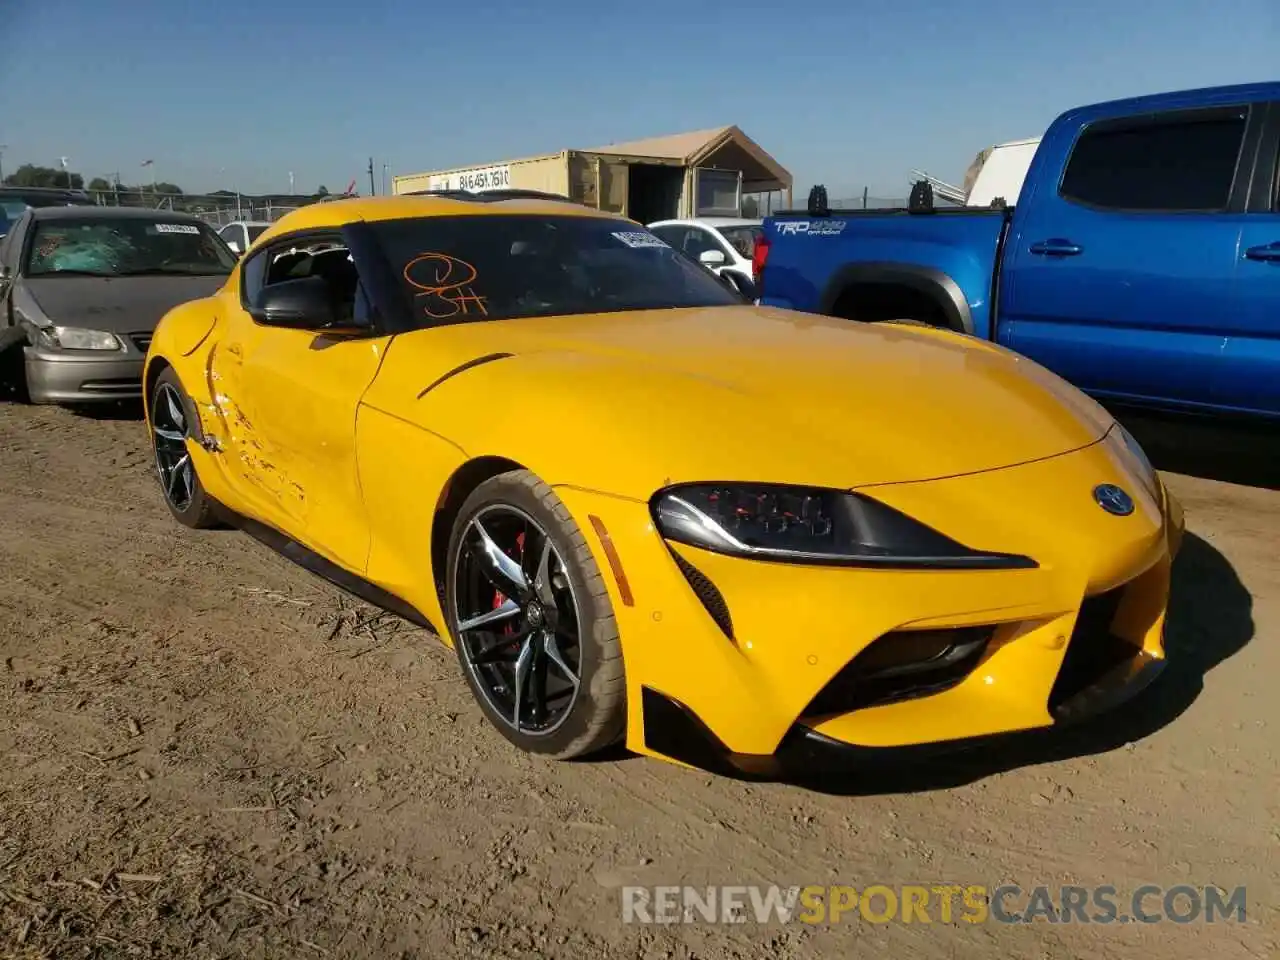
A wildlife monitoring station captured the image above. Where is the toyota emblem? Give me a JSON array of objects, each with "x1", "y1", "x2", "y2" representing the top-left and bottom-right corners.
[{"x1": 1093, "y1": 484, "x2": 1135, "y2": 517}]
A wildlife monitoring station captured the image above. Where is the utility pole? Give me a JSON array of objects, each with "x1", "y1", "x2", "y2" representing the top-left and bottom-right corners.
[
  {"x1": 0, "y1": 145, "x2": 7, "y2": 184},
  {"x1": 382, "y1": 162, "x2": 389, "y2": 196},
  {"x1": 367, "y1": 157, "x2": 376, "y2": 196}
]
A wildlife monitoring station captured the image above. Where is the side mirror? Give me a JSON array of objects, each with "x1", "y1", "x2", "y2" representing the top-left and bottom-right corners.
[
  {"x1": 249, "y1": 276, "x2": 361, "y2": 332},
  {"x1": 699, "y1": 249, "x2": 727, "y2": 267}
]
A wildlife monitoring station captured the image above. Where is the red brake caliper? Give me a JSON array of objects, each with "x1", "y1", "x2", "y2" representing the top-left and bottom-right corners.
[{"x1": 494, "y1": 531, "x2": 526, "y2": 639}]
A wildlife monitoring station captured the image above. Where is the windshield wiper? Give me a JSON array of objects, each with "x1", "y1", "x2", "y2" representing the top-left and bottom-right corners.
[
  {"x1": 28, "y1": 268, "x2": 115, "y2": 278},
  {"x1": 113, "y1": 267, "x2": 230, "y2": 277}
]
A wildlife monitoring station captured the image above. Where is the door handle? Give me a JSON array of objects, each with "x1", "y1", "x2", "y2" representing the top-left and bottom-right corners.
[
  {"x1": 1244, "y1": 243, "x2": 1280, "y2": 262},
  {"x1": 1029, "y1": 239, "x2": 1083, "y2": 257}
]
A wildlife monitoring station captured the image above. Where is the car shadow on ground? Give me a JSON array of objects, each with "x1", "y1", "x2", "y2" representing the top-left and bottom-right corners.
[
  {"x1": 1112, "y1": 406, "x2": 1280, "y2": 491},
  {"x1": 785, "y1": 531, "x2": 1253, "y2": 797},
  {"x1": 70, "y1": 399, "x2": 146, "y2": 421}
]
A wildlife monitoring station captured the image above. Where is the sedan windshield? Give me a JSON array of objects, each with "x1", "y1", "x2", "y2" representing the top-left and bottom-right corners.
[
  {"x1": 373, "y1": 214, "x2": 741, "y2": 326},
  {"x1": 25, "y1": 217, "x2": 237, "y2": 277}
]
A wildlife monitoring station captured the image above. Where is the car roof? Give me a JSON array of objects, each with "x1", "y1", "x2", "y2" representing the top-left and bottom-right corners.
[
  {"x1": 650, "y1": 217, "x2": 762, "y2": 229},
  {"x1": 29, "y1": 205, "x2": 206, "y2": 222},
  {"x1": 257, "y1": 193, "x2": 616, "y2": 245}
]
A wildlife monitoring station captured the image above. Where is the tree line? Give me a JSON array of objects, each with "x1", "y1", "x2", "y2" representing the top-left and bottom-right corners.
[{"x1": 2, "y1": 163, "x2": 331, "y2": 200}]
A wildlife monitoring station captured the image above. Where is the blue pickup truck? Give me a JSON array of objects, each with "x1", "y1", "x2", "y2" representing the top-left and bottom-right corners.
[{"x1": 757, "y1": 82, "x2": 1280, "y2": 420}]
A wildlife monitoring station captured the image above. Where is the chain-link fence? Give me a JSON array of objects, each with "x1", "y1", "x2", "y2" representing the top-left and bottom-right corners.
[
  {"x1": 86, "y1": 186, "x2": 926, "y2": 224},
  {"x1": 85, "y1": 187, "x2": 334, "y2": 226}
]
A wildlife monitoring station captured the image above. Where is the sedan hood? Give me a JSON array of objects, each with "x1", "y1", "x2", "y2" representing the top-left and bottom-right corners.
[
  {"x1": 22, "y1": 275, "x2": 227, "y2": 334},
  {"x1": 386, "y1": 305, "x2": 1115, "y2": 493}
]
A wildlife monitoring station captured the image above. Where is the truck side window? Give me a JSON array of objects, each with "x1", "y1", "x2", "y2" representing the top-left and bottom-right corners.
[{"x1": 1059, "y1": 107, "x2": 1247, "y2": 212}]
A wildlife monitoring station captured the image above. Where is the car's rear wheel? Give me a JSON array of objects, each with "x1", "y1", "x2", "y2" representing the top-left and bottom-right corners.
[
  {"x1": 445, "y1": 470, "x2": 626, "y2": 759},
  {"x1": 150, "y1": 368, "x2": 222, "y2": 529}
]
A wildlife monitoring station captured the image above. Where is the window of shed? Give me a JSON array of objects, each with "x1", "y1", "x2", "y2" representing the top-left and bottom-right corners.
[{"x1": 695, "y1": 169, "x2": 741, "y2": 216}]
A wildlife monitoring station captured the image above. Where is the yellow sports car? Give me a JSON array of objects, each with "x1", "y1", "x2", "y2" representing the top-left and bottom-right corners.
[{"x1": 143, "y1": 192, "x2": 1184, "y2": 777}]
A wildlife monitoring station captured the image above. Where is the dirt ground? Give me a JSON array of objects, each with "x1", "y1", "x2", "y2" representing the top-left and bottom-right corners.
[{"x1": 0, "y1": 401, "x2": 1276, "y2": 960}]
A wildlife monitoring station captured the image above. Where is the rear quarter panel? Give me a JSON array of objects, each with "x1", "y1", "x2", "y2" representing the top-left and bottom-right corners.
[{"x1": 759, "y1": 211, "x2": 1006, "y2": 338}]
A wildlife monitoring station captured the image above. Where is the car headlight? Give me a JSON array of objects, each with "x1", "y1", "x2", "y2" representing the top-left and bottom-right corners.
[
  {"x1": 651, "y1": 483, "x2": 1035, "y2": 569},
  {"x1": 1112, "y1": 423, "x2": 1156, "y2": 487},
  {"x1": 36, "y1": 326, "x2": 124, "y2": 351},
  {"x1": 1111, "y1": 427, "x2": 1162, "y2": 506}
]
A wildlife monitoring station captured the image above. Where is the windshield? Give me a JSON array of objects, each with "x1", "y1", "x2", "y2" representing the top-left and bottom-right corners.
[
  {"x1": 373, "y1": 214, "x2": 741, "y2": 326},
  {"x1": 718, "y1": 225, "x2": 763, "y2": 259},
  {"x1": 25, "y1": 216, "x2": 237, "y2": 277}
]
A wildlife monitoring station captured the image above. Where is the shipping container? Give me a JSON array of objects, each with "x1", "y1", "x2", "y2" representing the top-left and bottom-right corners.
[{"x1": 392, "y1": 126, "x2": 792, "y2": 224}]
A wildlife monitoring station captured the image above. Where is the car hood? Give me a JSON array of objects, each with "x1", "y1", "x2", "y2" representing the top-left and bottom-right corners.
[
  {"x1": 21, "y1": 275, "x2": 227, "y2": 334},
  {"x1": 382, "y1": 305, "x2": 1115, "y2": 494}
]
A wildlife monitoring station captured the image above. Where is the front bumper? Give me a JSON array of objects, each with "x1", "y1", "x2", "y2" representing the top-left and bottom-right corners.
[
  {"x1": 24, "y1": 346, "x2": 144, "y2": 404},
  {"x1": 554, "y1": 435, "x2": 1182, "y2": 774}
]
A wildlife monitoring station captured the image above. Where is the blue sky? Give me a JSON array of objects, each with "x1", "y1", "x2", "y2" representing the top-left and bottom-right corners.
[{"x1": 1, "y1": 0, "x2": 1275, "y2": 199}]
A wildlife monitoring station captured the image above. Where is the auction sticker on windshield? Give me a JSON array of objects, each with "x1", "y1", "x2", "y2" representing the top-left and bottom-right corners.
[
  {"x1": 153, "y1": 224, "x2": 201, "y2": 235},
  {"x1": 612, "y1": 231, "x2": 669, "y2": 249}
]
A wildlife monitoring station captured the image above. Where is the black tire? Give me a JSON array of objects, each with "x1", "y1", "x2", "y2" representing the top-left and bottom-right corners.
[
  {"x1": 0, "y1": 326, "x2": 30, "y2": 403},
  {"x1": 445, "y1": 469, "x2": 626, "y2": 759},
  {"x1": 149, "y1": 367, "x2": 223, "y2": 529}
]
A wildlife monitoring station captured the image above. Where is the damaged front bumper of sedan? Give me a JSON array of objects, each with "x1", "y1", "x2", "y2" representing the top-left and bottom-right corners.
[{"x1": 24, "y1": 329, "x2": 152, "y2": 404}]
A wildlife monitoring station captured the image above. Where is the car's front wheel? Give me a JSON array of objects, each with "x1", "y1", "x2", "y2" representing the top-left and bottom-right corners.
[
  {"x1": 445, "y1": 470, "x2": 626, "y2": 759},
  {"x1": 149, "y1": 367, "x2": 222, "y2": 529}
]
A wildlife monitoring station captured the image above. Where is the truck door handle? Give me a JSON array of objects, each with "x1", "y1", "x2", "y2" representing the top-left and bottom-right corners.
[
  {"x1": 1029, "y1": 239, "x2": 1083, "y2": 257},
  {"x1": 1244, "y1": 242, "x2": 1280, "y2": 262}
]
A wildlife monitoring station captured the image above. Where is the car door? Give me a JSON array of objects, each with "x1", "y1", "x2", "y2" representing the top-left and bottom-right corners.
[
  {"x1": 708, "y1": 225, "x2": 759, "y2": 294},
  {"x1": 0, "y1": 213, "x2": 29, "y2": 332},
  {"x1": 1000, "y1": 102, "x2": 1257, "y2": 410},
  {"x1": 1224, "y1": 100, "x2": 1280, "y2": 417},
  {"x1": 679, "y1": 226, "x2": 730, "y2": 271},
  {"x1": 210, "y1": 229, "x2": 393, "y2": 571}
]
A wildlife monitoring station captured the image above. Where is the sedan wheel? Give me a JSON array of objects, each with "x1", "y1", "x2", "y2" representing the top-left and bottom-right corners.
[{"x1": 446, "y1": 470, "x2": 626, "y2": 758}]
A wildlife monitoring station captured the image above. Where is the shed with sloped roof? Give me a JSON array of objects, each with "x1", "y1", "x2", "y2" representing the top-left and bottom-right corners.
[{"x1": 392, "y1": 125, "x2": 791, "y2": 223}]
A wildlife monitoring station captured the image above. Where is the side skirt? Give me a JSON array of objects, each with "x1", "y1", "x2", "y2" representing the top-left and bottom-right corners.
[{"x1": 228, "y1": 510, "x2": 437, "y2": 633}]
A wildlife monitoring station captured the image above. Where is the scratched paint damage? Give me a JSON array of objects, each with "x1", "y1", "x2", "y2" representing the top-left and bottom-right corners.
[{"x1": 204, "y1": 341, "x2": 307, "y2": 513}]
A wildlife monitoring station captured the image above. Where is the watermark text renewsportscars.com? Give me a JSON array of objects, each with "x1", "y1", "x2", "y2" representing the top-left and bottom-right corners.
[{"x1": 621, "y1": 884, "x2": 1247, "y2": 926}]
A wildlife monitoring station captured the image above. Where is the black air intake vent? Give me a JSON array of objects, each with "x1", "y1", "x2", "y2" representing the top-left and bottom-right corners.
[{"x1": 670, "y1": 550, "x2": 734, "y2": 640}]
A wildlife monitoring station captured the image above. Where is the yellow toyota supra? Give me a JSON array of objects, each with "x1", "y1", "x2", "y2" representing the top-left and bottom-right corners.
[{"x1": 143, "y1": 192, "x2": 1184, "y2": 777}]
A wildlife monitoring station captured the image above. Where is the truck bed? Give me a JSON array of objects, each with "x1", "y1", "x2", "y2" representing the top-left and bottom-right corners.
[{"x1": 759, "y1": 207, "x2": 1011, "y2": 339}]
